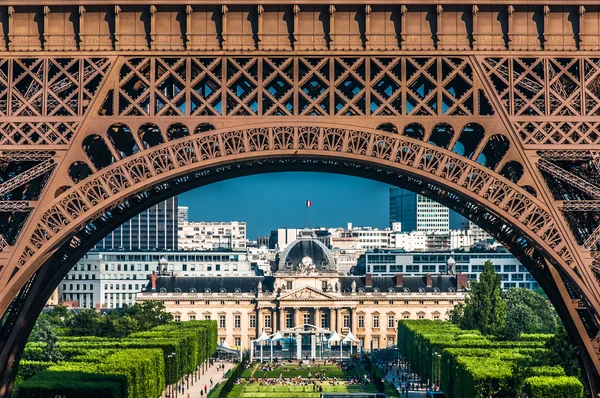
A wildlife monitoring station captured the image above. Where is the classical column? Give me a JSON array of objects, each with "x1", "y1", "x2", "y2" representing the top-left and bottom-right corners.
[
  {"x1": 315, "y1": 308, "x2": 321, "y2": 329},
  {"x1": 279, "y1": 307, "x2": 286, "y2": 331},
  {"x1": 330, "y1": 307, "x2": 337, "y2": 332},
  {"x1": 311, "y1": 334, "x2": 316, "y2": 359},
  {"x1": 350, "y1": 307, "x2": 356, "y2": 335},
  {"x1": 296, "y1": 333, "x2": 302, "y2": 359},
  {"x1": 257, "y1": 308, "x2": 262, "y2": 333},
  {"x1": 336, "y1": 308, "x2": 341, "y2": 332},
  {"x1": 295, "y1": 308, "x2": 301, "y2": 327}
]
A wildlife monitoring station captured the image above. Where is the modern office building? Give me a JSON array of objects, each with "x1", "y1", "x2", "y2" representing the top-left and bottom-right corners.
[
  {"x1": 97, "y1": 197, "x2": 178, "y2": 250},
  {"x1": 178, "y1": 206, "x2": 189, "y2": 224},
  {"x1": 389, "y1": 188, "x2": 450, "y2": 233},
  {"x1": 361, "y1": 248, "x2": 539, "y2": 290},
  {"x1": 59, "y1": 249, "x2": 253, "y2": 309},
  {"x1": 178, "y1": 221, "x2": 247, "y2": 250}
]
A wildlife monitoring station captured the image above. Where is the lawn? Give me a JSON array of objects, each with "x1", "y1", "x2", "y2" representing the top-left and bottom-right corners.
[
  {"x1": 236, "y1": 382, "x2": 378, "y2": 398},
  {"x1": 245, "y1": 364, "x2": 358, "y2": 379},
  {"x1": 232, "y1": 362, "x2": 378, "y2": 398}
]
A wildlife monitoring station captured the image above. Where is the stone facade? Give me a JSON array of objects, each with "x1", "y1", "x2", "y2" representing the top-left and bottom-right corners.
[{"x1": 137, "y1": 233, "x2": 467, "y2": 350}]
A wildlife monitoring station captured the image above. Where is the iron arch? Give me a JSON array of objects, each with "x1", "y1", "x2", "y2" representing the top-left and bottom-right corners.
[{"x1": 0, "y1": 123, "x2": 599, "y2": 396}]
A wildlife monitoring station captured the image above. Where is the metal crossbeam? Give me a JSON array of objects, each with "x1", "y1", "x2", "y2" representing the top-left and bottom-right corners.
[
  {"x1": 538, "y1": 150, "x2": 594, "y2": 161},
  {"x1": 562, "y1": 201, "x2": 600, "y2": 212},
  {"x1": 0, "y1": 151, "x2": 54, "y2": 163},
  {"x1": 0, "y1": 160, "x2": 55, "y2": 197},
  {"x1": 0, "y1": 234, "x2": 7, "y2": 251},
  {"x1": 538, "y1": 158, "x2": 600, "y2": 200},
  {"x1": 0, "y1": 201, "x2": 31, "y2": 212}
]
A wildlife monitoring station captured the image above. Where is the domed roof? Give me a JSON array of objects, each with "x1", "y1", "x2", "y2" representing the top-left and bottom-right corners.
[{"x1": 277, "y1": 236, "x2": 336, "y2": 273}]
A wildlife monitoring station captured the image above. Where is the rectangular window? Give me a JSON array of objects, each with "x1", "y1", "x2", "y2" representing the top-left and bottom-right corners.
[
  {"x1": 373, "y1": 315, "x2": 379, "y2": 328},
  {"x1": 234, "y1": 315, "x2": 241, "y2": 328},
  {"x1": 322, "y1": 281, "x2": 328, "y2": 291},
  {"x1": 249, "y1": 314, "x2": 256, "y2": 328},
  {"x1": 403, "y1": 314, "x2": 409, "y2": 319},
  {"x1": 174, "y1": 315, "x2": 181, "y2": 322},
  {"x1": 343, "y1": 314, "x2": 350, "y2": 328},
  {"x1": 219, "y1": 315, "x2": 226, "y2": 328},
  {"x1": 320, "y1": 313, "x2": 329, "y2": 328},
  {"x1": 219, "y1": 337, "x2": 226, "y2": 345},
  {"x1": 287, "y1": 281, "x2": 293, "y2": 290},
  {"x1": 189, "y1": 315, "x2": 196, "y2": 321},
  {"x1": 303, "y1": 313, "x2": 311, "y2": 325},
  {"x1": 205, "y1": 314, "x2": 211, "y2": 321},
  {"x1": 286, "y1": 313, "x2": 293, "y2": 328},
  {"x1": 372, "y1": 337, "x2": 379, "y2": 349},
  {"x1": 388, "y1": 315, "x2": 395, "y2": 328},
  {"x1": 235, "y1": 337, "x2": 241, "y2": 347},
  {"x1": 358, "y1": 315, "x2": 365, "y2": 328},
  {"x1": 264, "y1": 315, "x2": 272, "y2": 328}
]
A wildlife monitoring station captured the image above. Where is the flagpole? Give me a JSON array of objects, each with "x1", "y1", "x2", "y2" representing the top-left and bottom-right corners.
[{"x1": 305, "y1": 199, "x2": 309, "y2": 228}]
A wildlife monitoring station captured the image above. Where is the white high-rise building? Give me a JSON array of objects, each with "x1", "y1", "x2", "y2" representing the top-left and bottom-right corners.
[
  {"x1": 389, "y1": 188, "x2": 450, "y2": 233},
  {"x1": 59, "y1": 249, "x2": 253, "y2": 309},
  {"x1": 178, "y1": 206, "x2": 189, "y2": 223},
  {"x1": 178, "y1": 221, "x2": 247, "y2": 250}
]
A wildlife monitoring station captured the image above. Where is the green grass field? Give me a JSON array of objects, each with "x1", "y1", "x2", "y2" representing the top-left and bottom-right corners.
[
  {"x1": 247, "y1": 364, "x2": 358, "y2": 379},
  {"x1": 232, "y1": 363, "x2": 377, "y2": 397}
]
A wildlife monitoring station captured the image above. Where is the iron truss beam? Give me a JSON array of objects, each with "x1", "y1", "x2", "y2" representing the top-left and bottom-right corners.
[
  {"x1": 0, "y1": 152, "x2": 54, "y2": 163},
  {"x1": 562, "y1": 201, "x2": 600, "y2": 212},
  {"x1": 584, "y1": 225, "x2": 600, "y2": 250},
  {"x1": 538, "y1": 150, "x2": 594, "y2": 161},
  {"x1": 538, "y1": 158, "x2": 600, "y2": 200},
  {"x1": 0, "y1": 202, "x2": 31, "y2": 212},
  {"x1": 0, "y1": 160, "x2": 55, "y2": 198}
]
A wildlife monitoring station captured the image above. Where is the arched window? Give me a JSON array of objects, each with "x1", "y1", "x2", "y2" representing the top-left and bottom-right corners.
[
  {"x1": 204, "y1": 288, "x2": 211, "y2": 293},
  {"x1": 69, "y1": 161, "x2": 93, "y2": 183},
  {"x1": 160, "y1": 288, "x2": 167, "y2": 293},
  {"x1": 376, "y1": 123, "x2": 398, "y2": 134},
  {"x1": 138, "y1": 123, "x2": 164, "y2": 148},
  {"x1": 477, "y1": 134, "x2": 510, "y2": 169},
  {"x1": 500, "y1": 161, "x2": 524, "y2": 183},
  {"x1": 189, "y1": 288, "x2": 197, "y2": 293},
  {"x1": 428, "y1": 123, "x2": 454, "y2": 149},
  {"x1": 452, "y1": 123, "x2": 485, "y2": 159},
  {"x1": 388, "y1": 287, "x2": 395, "y2": 293},
  {"x1": 82, "y1": 135, "x2": 114, "y2": 170},
  {"x1": 167, "y1": 123, "x2": 190, "y2": 141},
  {"x1": 234, "y1": 288, "x2": 242, "y2": 293},
  {"x1": 219, "y1": 288, "x2": 226, "y2": 293},
  {"x1": 195, "y1": 123, "x2": 216, "y2": 134},
  {"x1": 107, "y1": 123, "x2": 138, "y2": 158},
  {"x1": 403, "y1": 123, "x2": 425, "y2": 140},
  {"x1": 174, "y1": 288, "x2": 182, "y2": 293}
]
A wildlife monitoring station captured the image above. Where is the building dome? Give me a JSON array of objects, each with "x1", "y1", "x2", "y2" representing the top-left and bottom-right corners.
[{"x1": 277, "y1": 235, "x2": 336, "y2": 273}]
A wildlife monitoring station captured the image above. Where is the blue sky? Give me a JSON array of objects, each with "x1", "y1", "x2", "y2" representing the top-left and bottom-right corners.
[{"x1": 179, "y1": 172, "x2": 390, "y2": 239}]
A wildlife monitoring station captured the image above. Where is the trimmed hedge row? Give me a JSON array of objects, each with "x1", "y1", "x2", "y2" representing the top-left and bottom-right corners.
[
  {"x1": 217, "y1": 354, "x2": 249, "y2": 398},
  {"x1": 17, "y1": 321, "x2": 217, "y2": 398},
  {"x1": 523, "y1": 376, "x2": 584, "y2": 398},
  {"x1": 397, "y1": 320, "x2": 583, "y2": 398}
]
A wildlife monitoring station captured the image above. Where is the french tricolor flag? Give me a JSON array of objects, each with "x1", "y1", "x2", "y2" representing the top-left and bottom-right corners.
[{"x1": 306, "y1": 200, "x2": 312, "y2": 207}]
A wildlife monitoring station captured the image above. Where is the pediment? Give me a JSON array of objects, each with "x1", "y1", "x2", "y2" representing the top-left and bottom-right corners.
[{"x1": 279, "y1": 286, "x2": 336, "y2": 301}]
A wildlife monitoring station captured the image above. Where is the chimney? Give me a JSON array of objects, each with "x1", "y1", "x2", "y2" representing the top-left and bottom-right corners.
[
  {"x1": 365, "y1": 273, "x2": 372, "y2": 287},
  {"x1": 395, "y1": 273, "x2": 403, "y2": 287},
  {"x1": 426, "y1": 273, "x2": 432, "y2": 288},
  {"x1": 151, "y1": 272, "x2": 157, "y2": 292},
  {"x1": 457, "y1": 274, "x2": 469, "y2": 291}
]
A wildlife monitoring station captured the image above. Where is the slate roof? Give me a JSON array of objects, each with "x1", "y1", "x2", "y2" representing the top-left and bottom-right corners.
[
  {"x1": 148, "y1": 276, "x2": 275, "y2": 293},
  {"x1": 339, "y1": 275, "x2": 462, "y2": 293}
]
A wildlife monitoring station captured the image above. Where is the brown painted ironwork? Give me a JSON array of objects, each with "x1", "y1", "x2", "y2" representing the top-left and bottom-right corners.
[{"x1": 0, "y1": 2, "x2": 600, "y2": 397}]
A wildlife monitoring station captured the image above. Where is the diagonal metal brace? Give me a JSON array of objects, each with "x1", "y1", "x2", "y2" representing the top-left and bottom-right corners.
[
  {"x1": 584, "y1": 223, "x2": 600, "y2": 250},
  {"x1": 538, "y1": 158, "x2": 600, "y2": 200},
  {"x1": 0, "y1": 159, "x2": 55, "y2": 198}
]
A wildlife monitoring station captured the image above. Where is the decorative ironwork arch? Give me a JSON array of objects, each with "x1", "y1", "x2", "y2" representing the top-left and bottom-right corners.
[{"x1": 0, "y1": 47, "x2": 599, "y2": 396}]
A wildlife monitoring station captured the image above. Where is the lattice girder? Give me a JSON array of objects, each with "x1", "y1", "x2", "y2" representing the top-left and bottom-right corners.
[{"x1": 0, "y1": 50, "x2": 599, "y2": 398}]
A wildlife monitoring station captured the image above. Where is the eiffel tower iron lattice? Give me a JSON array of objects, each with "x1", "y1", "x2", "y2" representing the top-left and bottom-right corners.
[{"x1": 1, "y1": 1, "x2": 600, "y2": 396}]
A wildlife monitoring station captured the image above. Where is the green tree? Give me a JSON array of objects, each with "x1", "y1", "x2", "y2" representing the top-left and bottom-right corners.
[
  {"x1": 501, "y1": 288, "x2": 557, "y2": 339},
  {"x1": 545, "y1": 326, "x2": 581, "y2": 378},
  {"x1": 448, "y1": 302, "x2": 465, "y2": 325},
  {"x1": 65, "y1": 308, "x2": 102, "y2": 336},
  {"x1": 124, "y1": 300, "x2": 173, "y2": 331},
  {"x1": 460, "y1": 260, "x2": 507, "y2": 336}
]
